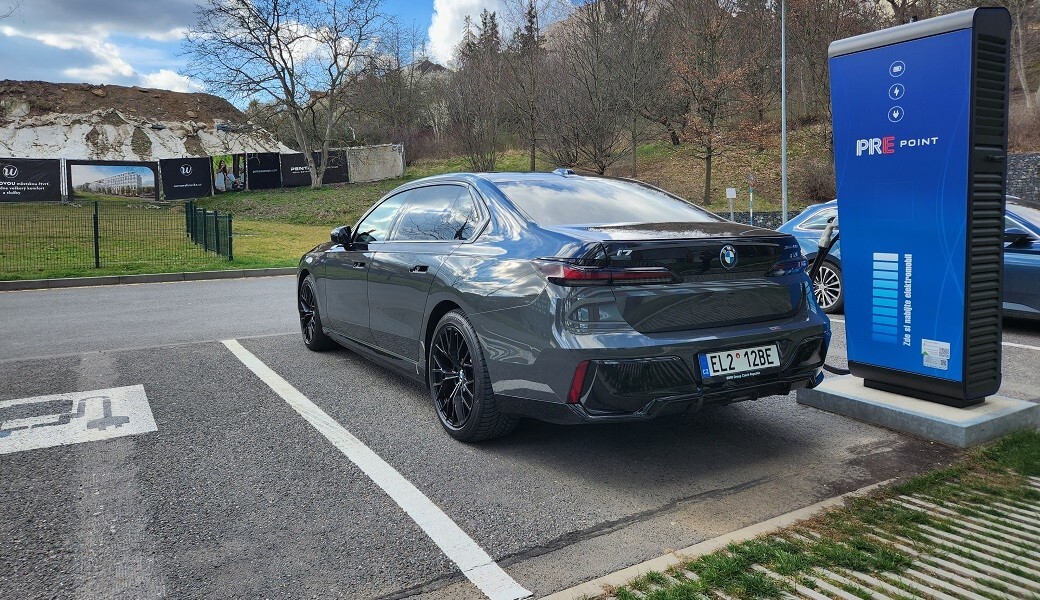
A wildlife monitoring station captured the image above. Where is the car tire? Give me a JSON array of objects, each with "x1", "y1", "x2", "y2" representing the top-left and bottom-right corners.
[
  {"x1": 428, "y1": 310, "x2": 518, "y2": 442},
  {"x1": 812, "y1": 260, "x2": 844, "y2": 314},
  {"x1": 298, "y1": 274, "x2": 337, "y2": 351}
]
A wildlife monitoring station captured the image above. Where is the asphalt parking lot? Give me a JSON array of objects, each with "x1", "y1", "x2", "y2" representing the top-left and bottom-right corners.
[{"x1": 1, "y1": 276, "x2": 1038, "y2": 599}]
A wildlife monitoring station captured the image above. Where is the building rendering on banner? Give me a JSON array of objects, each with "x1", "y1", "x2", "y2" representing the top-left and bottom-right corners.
[{"x1": 77, "y1": 171, "x2": 144, "y2": 197}]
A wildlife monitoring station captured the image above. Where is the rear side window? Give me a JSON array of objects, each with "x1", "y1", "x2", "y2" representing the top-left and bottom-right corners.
[
  {"x1": 355, "y1": 193, "x2": 408, "y2": 245},
  {"x1": 796, "y1": 207, "x2": 838, "y2": 231},
  {"x1": 393, "y1": 185, "x2": 481, "y2": 241},
  {"x1": 494, "y1": 178, "x2": 719, "y2": 227}
]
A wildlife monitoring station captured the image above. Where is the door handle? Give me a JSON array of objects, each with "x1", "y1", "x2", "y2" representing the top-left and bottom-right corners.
[
  {"x1": 352, "y1": 261, "x2": 366, "y2": 269},
  {"x1": 410, "y1": 264, "x2": 429, "y2": 273}
]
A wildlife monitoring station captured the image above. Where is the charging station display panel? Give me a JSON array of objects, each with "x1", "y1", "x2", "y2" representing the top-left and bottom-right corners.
[{"x1": 832, "y1": 29, "x2": 972, "y2": 382}]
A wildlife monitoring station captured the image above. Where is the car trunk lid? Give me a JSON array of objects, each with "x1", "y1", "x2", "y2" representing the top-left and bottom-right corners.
[{"x1": 564, "y1": 222, "x2": 807, "y2": 333}]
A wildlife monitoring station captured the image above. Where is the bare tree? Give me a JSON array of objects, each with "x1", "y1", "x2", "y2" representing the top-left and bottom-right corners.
[
  {"x1": 665, "y1": 0, "x2": 749, "y2": 205},
  {"x1": 785, "y1": 0, "x2": 881, "y2": 142},
  {"x1": 1004, "y1": 0, "x2": 1039, "y2": 110},
  {"x1": 352, "y1": 21, "x2": 449, "y2": 159},
  {"x1": 883, "y1": 0, "x2": 940, "y2": 22},
  {"x1": 504, "y1": 1, "x2": 545, "y2": 171},
  {"x1": 449, "y1": 11, "x2": 506, "y2": 171},
  {"x1": 0, "y1": 1, "x2": 21, "y2": 20},
  {"x1": 606, "y1": 0, "x2": 664, "y2": 177},
  {"x1": 538, "y1": 48, "x2": 583, "y2": 168},
  {"x1": 945, "y1": 0, "x2": 1038, "y2": 111},
  {"x1": 540, "y1": 1, "x2": 628, "y2": 175},
  {"x1": 184, "y1": 0, "x2": 383, "y2": 188}
]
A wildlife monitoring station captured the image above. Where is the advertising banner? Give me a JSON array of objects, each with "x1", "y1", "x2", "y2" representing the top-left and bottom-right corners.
[
  {"x1": 159, "y1": 157, "x2": 213, "y2": 200},
  {"x1": 0, "y1": 158, "x2": 62, "y2": 202},
  {"x1": 246, "y1": 153, "x2": 281, "y2": 190},
  {"x1": 212, "y1": 154, "x2": 246, "y2": 193},
  {"x1": 280, "y1": 153, "x2": 311, "y2": 187},
  {"x1": 280, "y1": 151, "x2": 349, "y2": 187},
  {"x1": 66, "y1": 160, "x2": 159, "y2": 202},
  {"x1": 322, "y1": 149, "x2": 349, "y2": 184}
]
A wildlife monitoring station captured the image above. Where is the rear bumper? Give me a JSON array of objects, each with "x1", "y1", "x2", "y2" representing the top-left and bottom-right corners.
[
  {"x1": 496, "y1": 368, "x2": 824, "y2": 424},
  {"x1": 474, "y1": 275, "x2": 831, "y2": 422},
  {"x1": 485, "y1": 312, "x2": 831, "y2": 423}
]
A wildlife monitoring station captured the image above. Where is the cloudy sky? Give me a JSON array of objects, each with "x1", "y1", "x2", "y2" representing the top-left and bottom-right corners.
[{"x1": 0, "y1": 0, "x2": 506, "y2": 94}]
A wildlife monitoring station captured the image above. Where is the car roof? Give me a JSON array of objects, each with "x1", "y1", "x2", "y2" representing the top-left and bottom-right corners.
[
  {"x1": 478, "y1": 171, "x2": 585, "y2": 184},
  {"x1": 412, "y1": 171, "x2": 621, "y2": 187},
  {"x1": 1008, "y1": 196, "x2": 1039, "y2": 211}
]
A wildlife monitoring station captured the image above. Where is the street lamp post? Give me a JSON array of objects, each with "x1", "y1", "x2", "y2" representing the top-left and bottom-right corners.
[{"x1": 780, "y1": 0, "x2": 789, "y2": 224}]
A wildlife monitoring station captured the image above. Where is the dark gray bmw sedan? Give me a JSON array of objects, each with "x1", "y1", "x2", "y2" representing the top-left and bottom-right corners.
[{"x1": 298, "y1": 171, "x2": 831, "y2": 441}]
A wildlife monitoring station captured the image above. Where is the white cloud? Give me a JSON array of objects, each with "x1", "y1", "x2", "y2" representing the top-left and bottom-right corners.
[
  {"x1": 0, "y1": 0, "x2": 202, "y2": 93},
  {"x1": 63, "y1": 41, "x2": 136, "y2": 80},
  {"x1": 428, "y1": 0, "x2": 505, "y2": 65},
  {"x1": 140, "y1": 69, "x2": 205, "y2": 93},
  {"x1": 2, "y1": 26, "x2": 135, "y2": 81},
  {"x1": 1, "y1": 23, "x2": 205, "y2": 93},
  {"x1": 141, "y1": 27, "x2": 189, "y2": 43}
]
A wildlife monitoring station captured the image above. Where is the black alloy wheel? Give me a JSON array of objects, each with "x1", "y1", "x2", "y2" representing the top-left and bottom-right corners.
[
  {"x1": 428, "y1": 310, "x2": 518, "y2": 442},
  {"x1": 431, "y1": 324, "x2": 474, "y2": 430},
  {"x1": 299, "y1": 274, "x2": 336, "y2": 351}
]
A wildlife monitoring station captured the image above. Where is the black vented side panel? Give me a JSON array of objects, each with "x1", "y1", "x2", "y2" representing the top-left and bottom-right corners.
[{"x1": 964, "y1": 22, "x2": 1009, "y2": 399}]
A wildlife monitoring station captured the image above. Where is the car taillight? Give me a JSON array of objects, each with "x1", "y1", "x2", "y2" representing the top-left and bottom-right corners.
[
  {"x1": 567, "y1": 360, "x2": 590, "y2": 404},
  {"x1": 533, "y1": 259, "x2": 675, "y2": 286},
  {"x1": 766, "y1": 257, "x2": 808, "y2": 277}
]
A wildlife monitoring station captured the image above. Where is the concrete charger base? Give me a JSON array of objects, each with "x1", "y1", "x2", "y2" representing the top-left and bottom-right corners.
[{"x1": 797, "y1": 375, "x2": 1039, "y2": 448}]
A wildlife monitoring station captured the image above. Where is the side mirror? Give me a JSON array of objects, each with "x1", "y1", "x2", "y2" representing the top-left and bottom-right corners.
[
  {"x1": 331, "y1": 225, "x2": 352, "y2": 247},
  {"x1": 1004, "y1": 227, "x2": 1033, "y2": 248}
]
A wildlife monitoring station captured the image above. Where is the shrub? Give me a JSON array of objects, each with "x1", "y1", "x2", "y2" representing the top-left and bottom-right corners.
[{"x1": 793, "y1": 156, "x2": 836, "y2": 203}]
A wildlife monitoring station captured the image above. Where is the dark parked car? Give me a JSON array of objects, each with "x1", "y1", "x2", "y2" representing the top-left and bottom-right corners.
[
  {"x1": 298, "y1": 172, "x2": 832, "y2": 441},
  {"x1": 779, "y1": 199, "x2": 1040, "y2": 319}
]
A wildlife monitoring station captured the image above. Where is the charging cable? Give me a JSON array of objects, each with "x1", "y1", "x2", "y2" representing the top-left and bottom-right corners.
[{"x1": 807, "y1": 216, "x2": 852, "y2": 376}]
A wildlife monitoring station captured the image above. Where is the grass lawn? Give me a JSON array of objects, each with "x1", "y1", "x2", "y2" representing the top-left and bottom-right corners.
[
  {"x1": 599, "y1": 430, "x2": 1040, "y2": 600},
  {"x1": 0, "y1": 198, "x2": 327, "y2": 280},
  {"x1": 193, "y1": 127, "x2": 825, "y2": 231},
  {"x1": 2, "y1": 129, "x2": 825, "y2": 280},
  {"x1": 191, "y1": 148, "x2": 559, "y2": 228}
]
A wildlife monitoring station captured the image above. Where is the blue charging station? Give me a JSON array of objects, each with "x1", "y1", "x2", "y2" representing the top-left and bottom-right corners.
[{"x1": 829, "y1": 8, "x2": 1011, "y2": 407}]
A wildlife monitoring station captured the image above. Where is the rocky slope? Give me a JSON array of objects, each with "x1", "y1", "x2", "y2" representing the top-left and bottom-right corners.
[{"x1": 0, "y1": 80, "x2": 292, "y2": 160}]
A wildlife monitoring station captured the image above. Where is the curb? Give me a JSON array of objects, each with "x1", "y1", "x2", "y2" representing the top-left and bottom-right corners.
[
  {"x1": 0, "y1": 267, "x2": 297, "y2": 291},
  {"x1": 539, "y1": 478, "x2": 896, "y2": 600}
]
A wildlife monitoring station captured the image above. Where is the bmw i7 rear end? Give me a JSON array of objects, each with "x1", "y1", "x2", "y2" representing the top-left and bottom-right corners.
[{"x1": 297, "y1": 171, "x2": 831, "y2": 441}]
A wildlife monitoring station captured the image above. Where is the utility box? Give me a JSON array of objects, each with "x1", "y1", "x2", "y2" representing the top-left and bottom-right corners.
[{"x1": 829, "y1": 8, "x2": 1011, "y2": 407}]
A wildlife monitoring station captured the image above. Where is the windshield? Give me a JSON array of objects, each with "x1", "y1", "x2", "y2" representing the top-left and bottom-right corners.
[
  {"x1": 494, "y1": 177, "x2": 721, "y2": 227},
  {"x1": 1009, "y1": 203, "x2": 1040, "y2": 233}
]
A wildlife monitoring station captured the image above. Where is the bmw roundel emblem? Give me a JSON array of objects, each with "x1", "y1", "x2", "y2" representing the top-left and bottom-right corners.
[{"x1": 720, "y1": 244, "x2": 738, "y2": 269}]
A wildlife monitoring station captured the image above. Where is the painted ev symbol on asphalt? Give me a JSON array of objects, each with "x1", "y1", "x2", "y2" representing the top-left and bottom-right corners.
[{"x1": 0, "y1": 385, "x2": 157, "y2": 455}]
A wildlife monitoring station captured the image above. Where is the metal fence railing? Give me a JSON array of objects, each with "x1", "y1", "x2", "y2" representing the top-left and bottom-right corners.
[
  {"x1": 0, "y1": 200, "x2": 233, "y2": 276},
  {"x1": 185, "y1": 202, "x2": 233, "y2": 260}
]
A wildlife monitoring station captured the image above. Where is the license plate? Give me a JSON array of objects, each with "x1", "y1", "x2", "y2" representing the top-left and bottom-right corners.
[{"x1": 698, "y1": 344, "x2": 780, "y2": 379}]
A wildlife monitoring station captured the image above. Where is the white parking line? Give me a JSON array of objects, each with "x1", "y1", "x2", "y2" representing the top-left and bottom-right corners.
[
  {"x1": 222, "y1": 340, "x2": 531, "y2": 600},
  {"x1": 827, "y1": 317, "x2": 1040, "y2": 352}
]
